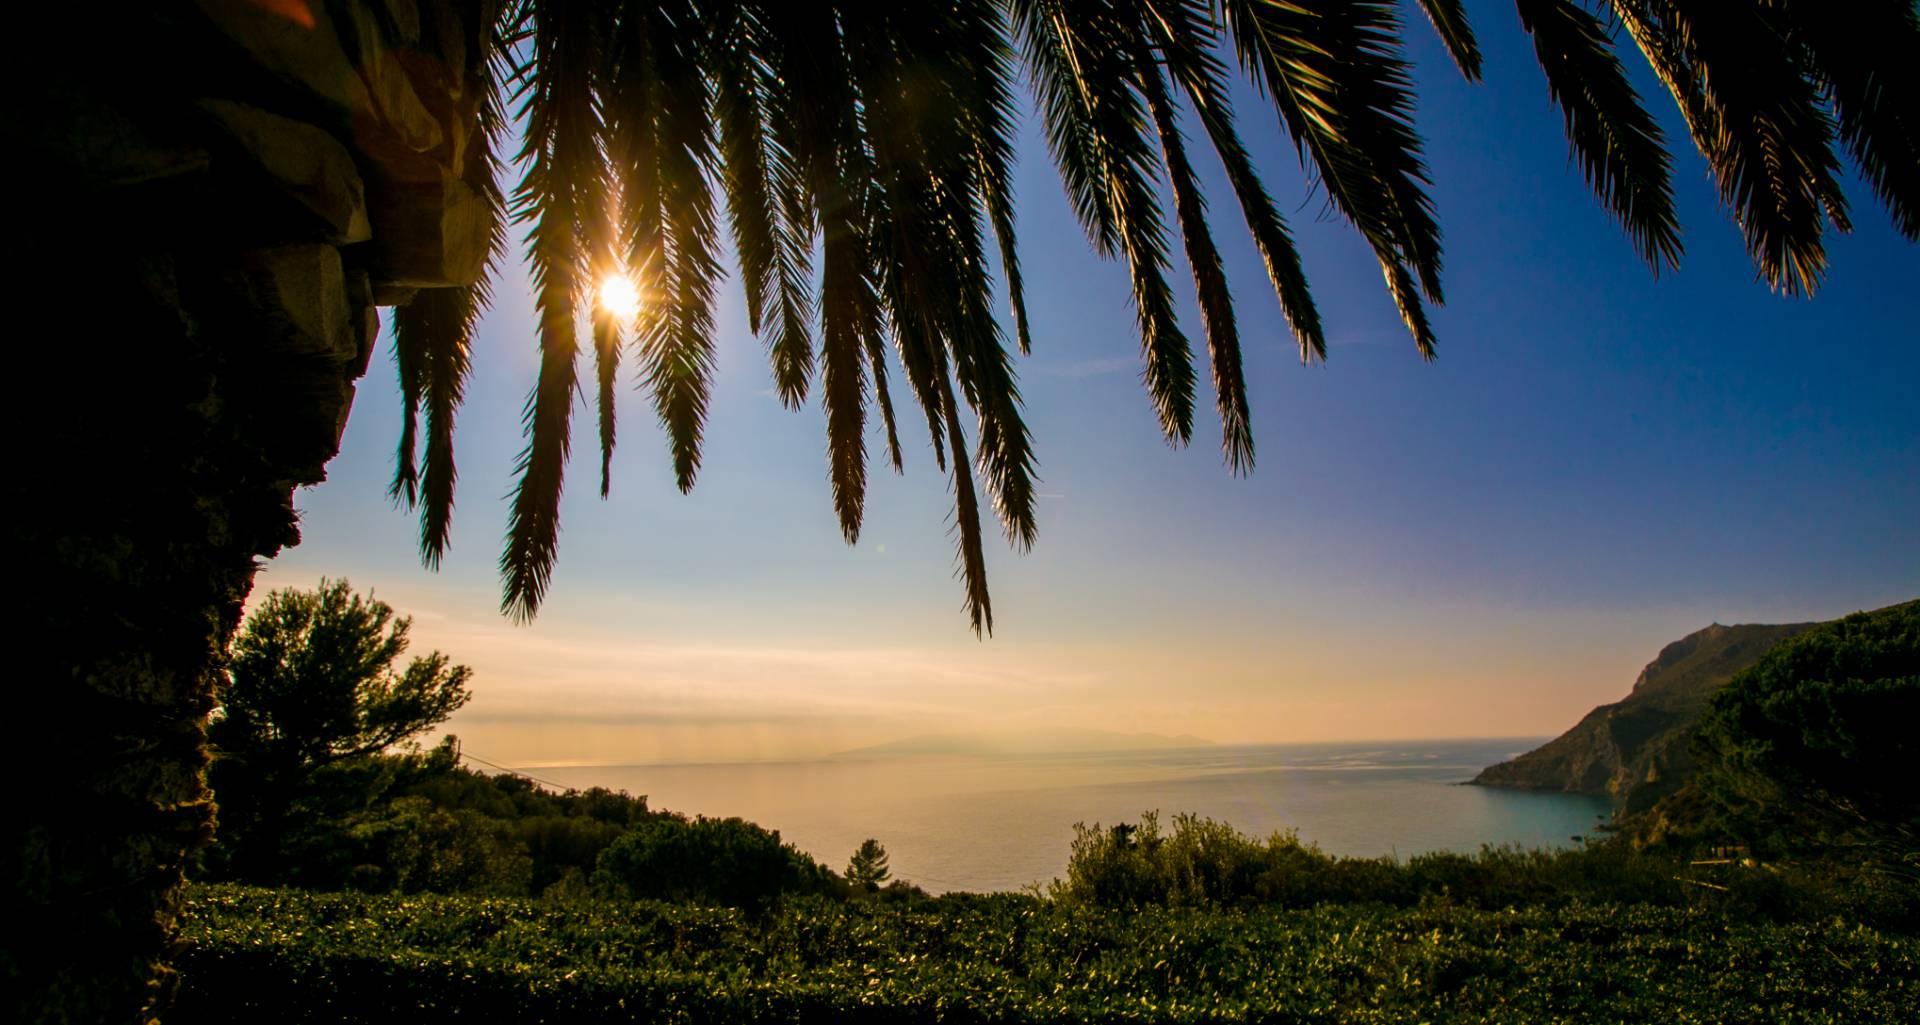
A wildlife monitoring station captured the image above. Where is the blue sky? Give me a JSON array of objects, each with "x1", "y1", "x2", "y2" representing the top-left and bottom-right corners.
[{"x1": 264, "y1": 5, "x2": 1919, "y2": 764}]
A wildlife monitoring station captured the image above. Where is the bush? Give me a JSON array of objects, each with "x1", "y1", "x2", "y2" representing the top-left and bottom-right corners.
[
  {"x1": 591, "y1": 815, "x2": 840, "y2": 908},
  {"x1": 1050, "y1": 811, "x2": 1916, "y2": 924},
  {"x1": 1692, "y1": 598, "x2": 1920, "y2": 870},
  {"x1": 173, "y1": 885, "x2": 1920, "y2": 1024}
]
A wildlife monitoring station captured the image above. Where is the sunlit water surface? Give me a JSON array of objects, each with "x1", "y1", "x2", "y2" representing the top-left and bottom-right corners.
[{"x1": 520, "y1": 739, "x2": 1613, "y2": 894}]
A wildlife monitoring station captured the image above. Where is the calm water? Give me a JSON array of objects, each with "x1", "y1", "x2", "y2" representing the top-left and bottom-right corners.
[{"x1": 520, "y1": 739, "x2": 1614, "y2": 894}]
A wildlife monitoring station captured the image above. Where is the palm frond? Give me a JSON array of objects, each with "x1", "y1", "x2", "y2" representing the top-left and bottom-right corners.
[
  {"x1": 1146, "y1": 0, "x2": 1324, "y2": 362},
  {"x1": 391, "y1": 285, "x2": 481, "y2": 565},
  {"x1": 1012, "y1": 0, "x2": 1122, "y2": 254},
  {"x1": 591, "y1": 305, "x2": 621, "y2": 497},
  {"x1": 858, "y1": 2, "x2": 1038, "y2": 545},
  {"x1": 1517, "y1": 0, "x2": 1681, "y2": 272},
  {"x1": 1013, "y1": 0, "x2": 1196, "y2": 443},
  {"x1": 1780, "y1": 0, "x2": 1920, "y2": 240},
  {"x1": 711, "y1": 1, "x2": 818, "y2": 402},
  {"x1": 760, "y1": 5, "x2": 880, "y2": 542},
  {"x1": 820, "y1": 211, "x2": 877, "y2": 542},
  {"x1": 961, "y1": 4, "x2": 1034, "y2": 357},
  {"x1": 1222, "y1": 0, "x2": 1442, "y2": 356},
  {"x1": 1612, "y1": 0, "x2": 1847, "y2": 295},
  {"x1": 648, "y1": 14, "x2": 722, "y2": 493},
  {"x1": 1138, "y1": 50, "x2": 1253, "y2": 473},
  {"x1": 389, "y1": 311, "x2": 424, "y2": 507},
  {"x1": 1413, "y1": 0, "x2": 1482, "y2": 81},
  {"x1": 939, "y1": 369, "x2": 993, "y2": 636},
  {"x1": 501, "y1": 0, "x2": 605, "y2": 621}
]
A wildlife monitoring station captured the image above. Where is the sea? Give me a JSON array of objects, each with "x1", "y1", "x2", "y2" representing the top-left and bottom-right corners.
[{"x1": 517, "y1": 738, "x2": 1615, "y2": 895}]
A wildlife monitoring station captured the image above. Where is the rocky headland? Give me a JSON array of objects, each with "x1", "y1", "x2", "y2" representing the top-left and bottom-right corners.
[{"x1": 1472, "y1": 619, "x2": 1820, "y2": 811}]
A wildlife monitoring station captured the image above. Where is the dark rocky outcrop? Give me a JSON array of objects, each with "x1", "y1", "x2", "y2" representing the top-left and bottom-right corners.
[
  {"x1": 1472, "y1": 620, "x2": 1821, "y2": 811},
  {"x1": 12, "y1": 3, "x2": 496, "y2": 1022}
]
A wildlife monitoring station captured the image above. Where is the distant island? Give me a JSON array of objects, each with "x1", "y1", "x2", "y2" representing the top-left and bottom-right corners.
[
  {"x1": 1471, "y1": 618, "x2": 1820, "y2": 810},
  {"x1": 834, "y1": 728, "x2": 1214, "y2": 758}
]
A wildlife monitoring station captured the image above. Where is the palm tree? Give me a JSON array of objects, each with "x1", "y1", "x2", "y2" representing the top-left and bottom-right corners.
[
  {"x1": 12, "y1": 2, "x2": 1916, "y2": 1022},
  {"x1": 390, "y1": 0, "x2": 1917, "y2": 636}
]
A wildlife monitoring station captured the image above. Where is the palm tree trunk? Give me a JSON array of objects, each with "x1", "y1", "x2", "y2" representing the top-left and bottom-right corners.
[{"x1": 8, "y1": 4, "x2": 489, "y2": 1020}]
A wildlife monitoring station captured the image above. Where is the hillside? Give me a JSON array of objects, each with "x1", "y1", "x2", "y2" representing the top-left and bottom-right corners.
[{"x1": 1472, "y1": 619, "x2": 1819, "y2": 810}]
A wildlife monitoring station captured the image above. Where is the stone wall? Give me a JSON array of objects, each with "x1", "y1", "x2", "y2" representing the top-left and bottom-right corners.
[{"x1": 9, "y1": 3, "x2": 495, "y2": 1021}]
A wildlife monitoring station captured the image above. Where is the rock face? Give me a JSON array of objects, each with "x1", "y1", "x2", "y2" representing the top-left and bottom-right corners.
[
  {"x1": 13, "y1": 4, "x2": 498, "y2": 1023},
  {"x1": 1472, "y1": 620, "x2": 1821, "y2": 811}
]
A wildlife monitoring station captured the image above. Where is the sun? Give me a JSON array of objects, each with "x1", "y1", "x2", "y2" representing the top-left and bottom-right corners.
[{"x1": 597, "y1": 273, "x2": 643, "y2": 320}]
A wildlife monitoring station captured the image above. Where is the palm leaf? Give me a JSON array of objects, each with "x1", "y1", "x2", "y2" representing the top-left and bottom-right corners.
[
  {"x1": 862, "y1": 3, "x2": 1038, "y2": 544},
  {"x1": 1778, "y1": 0, "x2": 1920, "y2": 240},
  {"x1": 1145, "y1": 0, "x2": 1325, "y2": 363},
  {"x1": 646, "y1": 10, "x2": 722, "y2": 494},
  {"x1": 392, "y1": 285, "x2": 480, "y2": 565},
  {"x1": 1138, "y1": 51, "x2": 1253, "y2": 473},
  {"x1": 1222, "y1": 0, "x2": 1443, "y2": 356},
  {"x1": 710, "y1": 1, "x2": 817, "y2": 403},
  {"x1": 501, "y1": 0, "x2": 605, "y2": 620},
  {"x1": 1612, "y1": 0, "x2": 1848, "y2": 295},
  {"x1": 389, "y1": 309, "x2": 424, "y2": 507},
  {"x1": 939, "y1": 369, "x2": 994, "y2": 636},
  {"x1": 1014, "y1": 0, "x2": 1196, "y2": 443},
  {"x1": 1413, "y1": 0, "x2": 1483, "y2": 81},
  {"x1": 1517, "y1": 0, "x2": 1681, "y2": 272}
]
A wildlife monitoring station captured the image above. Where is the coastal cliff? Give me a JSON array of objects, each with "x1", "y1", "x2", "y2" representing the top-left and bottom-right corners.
[{"x1": 1473, "y1": 619, "x2": 1819, "y2": 810}]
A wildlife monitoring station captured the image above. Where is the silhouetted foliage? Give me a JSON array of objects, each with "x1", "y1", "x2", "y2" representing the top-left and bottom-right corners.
[
  {"x1": 213, "y1": 579, "x2": 472, "y2": 769},
  {"x1": 1052, "y1": 811, "x2": 1917, "y2": 926},
  {"x1": 388, "y1": 2, "x2": 1920, "y2": 632},
  {"x1": 1692, "y1": 599, "x2": 1920, "y2": 875},
  {"x1": 205, "y1": 580, "x2": 473, "y2": 881},
  {"x1": 846, "y1": 838, "x2": 892, "y2": 890},
  {"x1": 592, "y1": 816, "x2": 841, "y2": 909}
]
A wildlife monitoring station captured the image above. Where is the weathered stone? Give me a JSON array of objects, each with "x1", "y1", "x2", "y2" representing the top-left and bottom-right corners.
[
  {"x1": 199, "y1": 100, "x2": 371, "y2": 244},
  {"x1": 372, "y1": 283, "x2": 421, "y2": 306},
  {"x1": 377, "y1": 0, "x2": 423, "y2": 44},
  {"x1": 364, "y1": 170, "x2": 492, "y2": 287},
  {"x1": 424, "y1": 0, "x2": 470, "y2": 97},
  {"x1": 337, "y1": 0, "x2": 444, "y2": 155},
  {"x1": 194, "y1": 0, "x2": 377, "y2": 126},
  {"x1": 237, "y1": 244, "x2": 356, "y2": 361},
  {"x1": 392, "y1": 48, "x2": 469, "y2": 169},
  {"x1": 344, "y1": 269, "x2": 380, "y2": 377},
  {"x1": 345, "y1": 268, "x2": 378, "y2": 374},
  {"x1": 28, "y1": 84, "x2": 209, "y2": 187}
]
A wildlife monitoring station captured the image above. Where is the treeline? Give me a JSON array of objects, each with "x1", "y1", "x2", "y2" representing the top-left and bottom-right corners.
[
  {"x1": 200, "y1": 738, "x2": 913, "y2": 907},
  {"x1": 1052, "y1": 812, "x2": 1919, "y2": 928},
  {"x1": 205, "y1": 581, "x2": 1917, "y2": 922},
  {"x1": 200, "y1": 580, "x2": 916, "y2": 907}
]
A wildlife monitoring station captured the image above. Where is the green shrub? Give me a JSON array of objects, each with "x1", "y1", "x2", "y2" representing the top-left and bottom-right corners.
[
  {"x1": 174, "y1": 885, "x2": 1920, "y2": 1024},
  {"x1": 1693, "y1": 599, "x2": 1920, "y2": 870},
  {"x1": 591, "y1": 815, "x2": 840, "y2": 908}
]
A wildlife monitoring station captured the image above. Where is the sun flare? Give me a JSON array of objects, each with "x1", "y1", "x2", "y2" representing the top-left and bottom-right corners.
[{"x1": 598, "y1": 273, "x2": 643, "y2": 320}]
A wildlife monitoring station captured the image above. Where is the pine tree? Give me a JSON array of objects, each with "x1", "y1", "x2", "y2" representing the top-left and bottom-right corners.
[{"x1": 846, "y1": 838, "x2": 892, "y2": 890}]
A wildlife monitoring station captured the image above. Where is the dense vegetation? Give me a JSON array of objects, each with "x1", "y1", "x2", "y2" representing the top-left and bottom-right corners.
[
  {"x1": 177, "y1": 885, "x2": 1917, "y2": 1024},
  {"x1": 1690, "y1": 599, "x2": 1920, "y2": 873},
  {"x1": 200, "y1": 738, "x2": 866, "y2": 905},
  {"x1": 1050, "y1": 813, "x2": 1917, "y2": 927},
  {"x1": 201, "y1": 582, "x2": 882, "y2": 903},
  {"x1": 180, "y1": 590, "x2": 1920, "y2": 1019}
]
